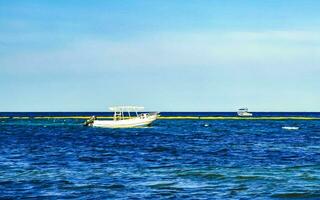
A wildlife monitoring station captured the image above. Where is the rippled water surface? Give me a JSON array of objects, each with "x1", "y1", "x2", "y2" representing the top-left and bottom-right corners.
[{"x1": 1, "y1": 113, "x2": 320, "y2": 199}]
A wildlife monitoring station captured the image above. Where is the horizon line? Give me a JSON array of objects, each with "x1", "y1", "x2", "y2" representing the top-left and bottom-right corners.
[{"x1": 1, "y1": 111, "x2": 320, "y2": 113}]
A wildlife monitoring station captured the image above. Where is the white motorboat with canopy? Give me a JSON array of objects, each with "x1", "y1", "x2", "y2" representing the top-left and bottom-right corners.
[
  {"x1": 237, "y1": 108, "x2": 253, "y2": 117},
  {"x1": 84, "y1": 106, "x2": 158, "y2": 128}
]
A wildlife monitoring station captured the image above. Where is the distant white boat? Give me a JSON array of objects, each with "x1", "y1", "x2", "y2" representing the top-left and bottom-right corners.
[
  {"x1": 237, "y1": 108, "x2": 253, "y2": 117},
  {"x1": 84, "y1": 106, "x2": 158, "y2": 128}
]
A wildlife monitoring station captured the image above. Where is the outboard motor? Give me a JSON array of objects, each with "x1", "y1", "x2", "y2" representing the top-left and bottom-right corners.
[{"x1": 84, "y1": 116, "x2": 96, "y2": 126}]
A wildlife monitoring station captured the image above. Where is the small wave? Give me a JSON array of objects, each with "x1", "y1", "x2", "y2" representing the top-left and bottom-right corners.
[
  {"x1": 147, "y1": 181, "x2": 177, "y2": 190},
  {"x1": 282, "y1": 126, "x2": 299, "y2": 130},
  {"x1": 175, "y1": 170, "x2": 225, "y2": 180},
  {"x1": 300, "y1": 173, "x2": 319, "y2": 181},
  {"x1": 149, "y1": 146, "x2": 171, "y2": 152},
  {"x1": 210, "y1": 148, "x2": 228, "y2": 156},
  {"x1": 235, "y1": 175, "x2": 263, "y2": 180},
  {"x1": 271, "y1": 192, "x2": 320, "y2": 198},
  {"x1": 148, "y1": 146, "x2": 178, "y2": 154},
  {"x1": 103, "y1": 183, "x2": 126, "y2": 190},
  {"x1": 281, "y1": 155, "x2": 299, "y2": 161},
  {"x1": 78, "y1": 156, "x2": 104, "y2": 163}
]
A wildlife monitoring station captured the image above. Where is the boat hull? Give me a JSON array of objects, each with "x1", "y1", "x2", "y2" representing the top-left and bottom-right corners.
[
  {"x1": 91, "y1": 115, "x2": 157, "y2": 128},
  {"x1": 237, "y1": 112, "x2": 253, "y2": 117}
]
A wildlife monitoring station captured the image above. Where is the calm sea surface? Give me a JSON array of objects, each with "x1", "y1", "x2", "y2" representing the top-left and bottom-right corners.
[{"x1": 0, "y1": 112, "x2": 320, "y2": 199}]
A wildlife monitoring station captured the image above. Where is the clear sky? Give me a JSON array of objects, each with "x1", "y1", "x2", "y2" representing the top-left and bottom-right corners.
[{"x1": 0, "y1": 0, "x2": 319, "y2": 112}]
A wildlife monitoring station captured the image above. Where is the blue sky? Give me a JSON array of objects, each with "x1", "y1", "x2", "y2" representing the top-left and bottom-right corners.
[{"x1": 0, "y1": 0, "x2": 319, "y2": 111}]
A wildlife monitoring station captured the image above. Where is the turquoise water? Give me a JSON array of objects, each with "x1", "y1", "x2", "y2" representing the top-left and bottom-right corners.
[{"x1": 0, "y1": 112, "x2": 320, "y2": 199}]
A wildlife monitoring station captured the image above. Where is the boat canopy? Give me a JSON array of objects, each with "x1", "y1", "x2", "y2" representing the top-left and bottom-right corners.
[{"x1": 109, "y1": 106, "x2": 144, "y2": 112}]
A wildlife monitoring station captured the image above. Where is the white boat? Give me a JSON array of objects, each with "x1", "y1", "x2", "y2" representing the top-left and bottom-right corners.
[
  {"x1": 84, "y1": 106, "x2": 158, "y2": 128},
  {"x1": 237, "y1": 108, "x2": 253, "y2": 117}
]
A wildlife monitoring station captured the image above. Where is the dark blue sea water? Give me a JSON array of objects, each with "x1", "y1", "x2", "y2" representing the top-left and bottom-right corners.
[{"x1": 1, "y1": 112, "x2": 320, "y2": 199}]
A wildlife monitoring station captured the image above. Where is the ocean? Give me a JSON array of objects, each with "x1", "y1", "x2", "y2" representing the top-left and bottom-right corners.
[{"x1": 0, "y1": 112, "x2": 320, "y2": 199}]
